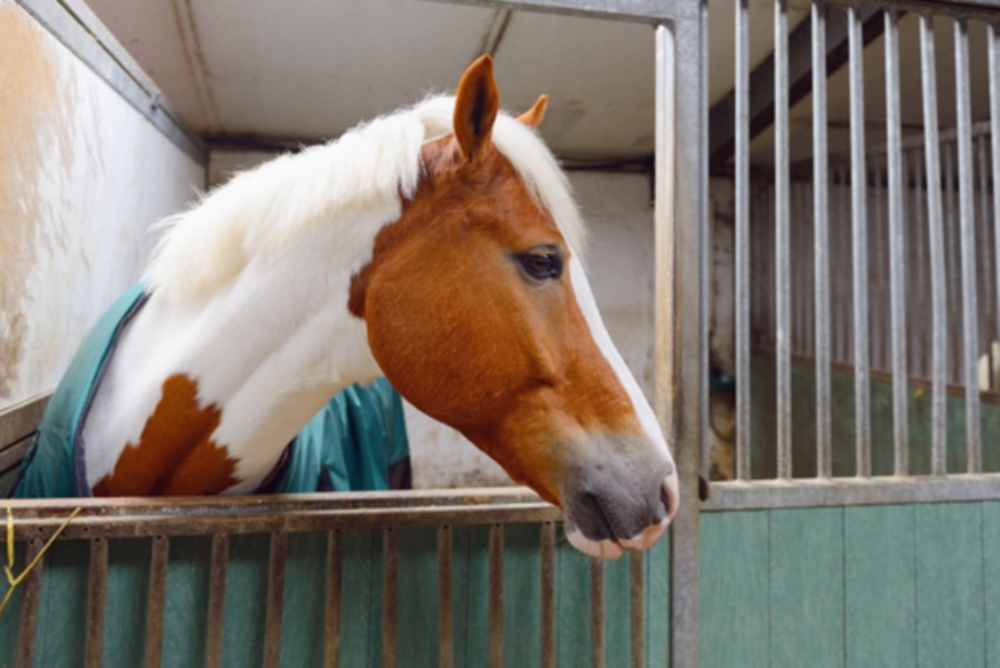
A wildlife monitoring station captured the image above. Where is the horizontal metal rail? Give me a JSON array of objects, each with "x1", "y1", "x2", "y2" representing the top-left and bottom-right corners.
[
  {"x1": 703, "y1": 474, "x2": 1000, "y2": 510},
  {"x1": 0, "y1": 488, "x2": 560, "y2": 539}
]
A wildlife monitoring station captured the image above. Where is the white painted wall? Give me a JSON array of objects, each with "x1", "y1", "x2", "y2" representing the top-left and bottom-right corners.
[{"x1": 0, "y1": 3, "x2": 206, "y2": 410}]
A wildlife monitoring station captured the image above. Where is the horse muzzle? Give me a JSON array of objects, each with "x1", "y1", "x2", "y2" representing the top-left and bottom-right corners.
[{"x1": 560, "y1": 438, "x2": 679, "y2": 560}]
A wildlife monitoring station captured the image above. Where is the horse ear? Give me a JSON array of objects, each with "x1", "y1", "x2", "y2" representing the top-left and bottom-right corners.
[
  {"x1": 454, "y1": 55, "x2": 500, "y2": 161},
  {"x1": 517, "y1": 95, "x2": 548, "y2": 128}
]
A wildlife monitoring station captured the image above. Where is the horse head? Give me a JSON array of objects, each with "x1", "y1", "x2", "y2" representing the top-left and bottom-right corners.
[{"x1": 350, "y1": 56, "x2": 678, "y2": 559}]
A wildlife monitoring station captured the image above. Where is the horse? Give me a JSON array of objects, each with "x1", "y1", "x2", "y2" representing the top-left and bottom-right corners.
[{"x1": 14, "y1": 55, "x2": 678, "y2": 559}]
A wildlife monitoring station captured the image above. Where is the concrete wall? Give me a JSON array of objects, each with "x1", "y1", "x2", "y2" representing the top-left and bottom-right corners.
[
  {"x1": 0, "y1": 2, "x2": 206, "y2": 410},
  {"x1": 210, "y1": 151, "x2": 658, "y2": 489}
]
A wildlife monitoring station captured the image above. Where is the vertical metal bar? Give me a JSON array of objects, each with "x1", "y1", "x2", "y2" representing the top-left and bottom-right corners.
[
  {"x1": 263, "y1": 532, "x2": 287, "y2": 668},
  {"x1": 735, "y1": 0, "x2": 752, "y2": 482},
  {"x1": 629, "y1": 550, "x2": 645, "y2": 668},
  {"x1": 438, "y1": 525, "x2": 454, "y2": 668},
  {"x1": 955, "y1": 18, "x2": 982, "y2": 472},
  {"x1": 84, "y1": 538, "x2": 109, "y2": 667},
  {"x1": 913, "y1": 150, "x2": 927, "y2": 378},
  {"x1": 947, "y1": 142, "x2": 961, "y2": 385},
  {"x1": 775, "y1": 0, "x2": 792, "y2": 479},
  {"x1": 590, "y1": 557, "x2": 606, "y2": 668},
  {"x1": 849, "y1": 5, "x2": 871, "y2": 477},
  {"x1": 991, "y1": 23, "x2": 1000, "y2": 360},
  {"x1": 922, "y1": 13, "x2": 948, "y2": 474},
  {"x1": 813, "y1": 0, "x2": 832, "y2": 479},
  {"x1": 144, "y1": 536, "x2": 170, "y2": 668},
  {"x1": 488, "y1": 523, "x2": 503, "y2": 668},
  {"x1": 540, "y1": 522, "x2": 556, "y2": 668},
  {"x1": 885, "y1": 7, "x2": 909, "y2": 475},
  {"x1": 15, "y1": 539, "x2": 44, "y2": 668},
  {"x1": 205, "y1": 533, "x2": 228, "y2": 668},
  {"x1": 383, "y1": 527, "x2": 399, "y2": 668},
  {"x1": 324, "y1": 530, "x2": 342, "y2": 668},
  {"x1": 659, "y1": 10, "x2": 704, "y2": 665}
]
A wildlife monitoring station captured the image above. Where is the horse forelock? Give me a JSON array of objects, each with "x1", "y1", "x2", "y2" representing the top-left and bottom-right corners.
[{"x1": 144, "y1": 96, "x2": 584, "y2": 303}]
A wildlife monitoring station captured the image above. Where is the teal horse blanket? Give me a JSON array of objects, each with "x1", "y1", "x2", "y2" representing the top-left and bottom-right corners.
[{"x1": 13, "y1": 285, "x2": 409, "y2": 498}]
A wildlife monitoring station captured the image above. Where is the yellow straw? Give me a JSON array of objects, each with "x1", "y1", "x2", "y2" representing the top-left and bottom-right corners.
[{"x1": 0, "y1": 504, "x2": 81, "y2": 617}]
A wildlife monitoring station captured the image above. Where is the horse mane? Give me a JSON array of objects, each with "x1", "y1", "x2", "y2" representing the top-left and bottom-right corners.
[{"x1": 145, "y1": 95, "x2": 585, "y2": 302}]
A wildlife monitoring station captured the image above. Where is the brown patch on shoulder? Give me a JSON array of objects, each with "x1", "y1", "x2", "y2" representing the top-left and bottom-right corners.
[
  {"x1": 0, "y1": 6, "x2": 75, "y2": 399},
  {"x1": 347, "y1": 263, "x2": 372, "y2": 319},
  {"x1": 92, "y1": 374, "x2": 240, "y2": 496}
]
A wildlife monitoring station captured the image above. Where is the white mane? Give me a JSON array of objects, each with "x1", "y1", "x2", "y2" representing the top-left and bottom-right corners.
[{"x1": 145, "y1": 95, "x2": 585, "y2": 302}]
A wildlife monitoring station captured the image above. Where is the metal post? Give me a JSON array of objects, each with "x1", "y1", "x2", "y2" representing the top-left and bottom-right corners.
[
  {"x1": 954, "y1": 18, "x2": 982, "y2": 472},
  {"x1": 735, "y1": 0, "x2": 752, "y2": 482},
  {"x1": 657, "y1": 6, "x2": 705, "y2": 666},
  {"x1": 813, "y1": 0, "x2": 832, "y2": 479},
  {"x1": 885, "y1": 7, "x2": 909, "y2": 475},
  {"x1": 775, "y1": 0, "x2": 792, "y2": 480},
  {"x1": 848, "y1": 5, "x2": 871, "y2": 477}
]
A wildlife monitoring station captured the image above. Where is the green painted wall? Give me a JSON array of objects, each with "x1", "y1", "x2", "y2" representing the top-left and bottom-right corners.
[
  {"x1": 701, "y1": 503, "x2": 1000, "y2": 668},
  {"x1": 0, "y1": 523, "x2": 670, "y2": 667}
]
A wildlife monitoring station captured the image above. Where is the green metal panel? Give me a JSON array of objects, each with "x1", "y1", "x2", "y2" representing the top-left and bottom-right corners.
[
  {"x1": 502, "y1": 524, "x2": 541, "y2": 668},
  {"x1": 916, "y1": 502, "x2": 986, "y2": 667},
  {"x1": 645, "y1": 533, "x2": 670, "y2": 668},
  {"x1": 103, "y1": 538, "x2": 153, "y2": 668},
  {"x1": 279, "y1": 531, "x2": 328, "y2": 668},
  {"x1": 162, "y1": 536, "x2": 212, "y2": 668},
  {"x1": 844, "y1": 505, "x2": 916, "y2": 667},
  {"x1": 339, "y1": 529, "x2": 383, "y2": 668},
  {"x1": 452, "y1": 525, "x2": 489, "y2": 668},
  {"x1": 983, "y1": 502, "x2": 1000, "y2": 667},
  {"x1": 769, "y1": 508, "x2": 844, "y2": 668},
  {"x1": 397, "y1": 527, "x2": 439, "y2": 667},
  {"x1": 33, "y1": 539, "x2": 89, "y2": 667},
  {"x1": 699, "y1": 510, "x2": 769, "y2": 668},
  {"x1": 604, "y1": 543, "x2": 631, "y2": 667},
  {"x1": 556, "y1": 529, "x2": 591, "y2": 667},
  {"x1": 222, "y1": 533, "x2": 270, "y2": 667}
]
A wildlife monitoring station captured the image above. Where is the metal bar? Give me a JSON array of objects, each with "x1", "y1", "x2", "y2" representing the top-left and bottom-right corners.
[
  {"x1": 0, "y1": 489, "x2": 562, "y2": 540},
  {"x1": 438, "y1": 525, "x2": 454, "y2": 668},
  {"x1": 947, "y1": 142, "x2": 962, "y2": 385},
  {"x1": 735, "y1": 0, "x2": 751, "y2": 482},
  {"x1": 84, "y1": 538, "x2": 108, "y2": 667},
  {"x1": 955, "y1": 17, "x2": 982, "y2": 472},
  {"x1": 15, "y1": 539, "x2": 44, "y2": 668},
  {"x1": 702, "y1": 473, "x2": 1000, "y2": 510},
  {"x1": 849, "y1": 4, "x2": 872, "y2": 477},
  {"x1": 660, "y1": 9, "x2": 704, "y2": 664},
  {"x1": 263, "y1": 532, "x2": 287, "y2": 668},
  {"x1": 991, "y1": 23, "x2": 1000, "y2": 366},
  {"x1": 813, "y1": 0, "x2": 832, "y2": 479},
  {"x1": 324, "y1": 530, "x2": 342, "y2": 668},
  {"x1": 540, "y1": 522, "x2": 556, "y2": 668},
  {"x1": 382, "y1": 527, "x2": 399, "y2": 668},
  {"x1": 629, "y1": 550, "x2": 645, "y2": 668},
  {"x1": 708, "y1": 4, "x2": 883, "y2": 168},
  {"x1": 488, "y1": 523, "x2": 504, "y2": 668},
  {"x1": 423, "y1": 0, "x2": 699, "y2": 22},
  {"x1": 885, "y1": 7, "x2": 909, "y2": 475},
  {"x1": 204, "y1": 533, "x2": 228, "y2": 668},
  {"x1": 144, "y1": 536, "x2": 170, "y2": 668},
  {"x1": 775, "y1": 0, "x2": 792, "y2": 480},
  {"x1": 590, "y1": 557, "x2": 606, "y2": 668}
]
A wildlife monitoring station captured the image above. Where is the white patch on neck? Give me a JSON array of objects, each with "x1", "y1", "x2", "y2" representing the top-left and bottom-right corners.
[{"x1": 568, "y1": 256, "x2": 673, "y2": 465}]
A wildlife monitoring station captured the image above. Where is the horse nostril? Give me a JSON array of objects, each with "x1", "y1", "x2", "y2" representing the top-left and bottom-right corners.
[{"x1": 660, "y1": 485, "x2": 671, "y2": 515}]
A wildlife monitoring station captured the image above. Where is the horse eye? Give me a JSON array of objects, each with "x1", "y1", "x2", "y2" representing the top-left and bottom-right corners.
[{"x1": 518, "y1": 247, "x2": 563, "y2": 281}]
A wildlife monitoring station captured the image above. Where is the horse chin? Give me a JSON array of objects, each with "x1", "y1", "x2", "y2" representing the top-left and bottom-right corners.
[{"x1": 565, "y1": 525, "x2": 625, "y2": 560}]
